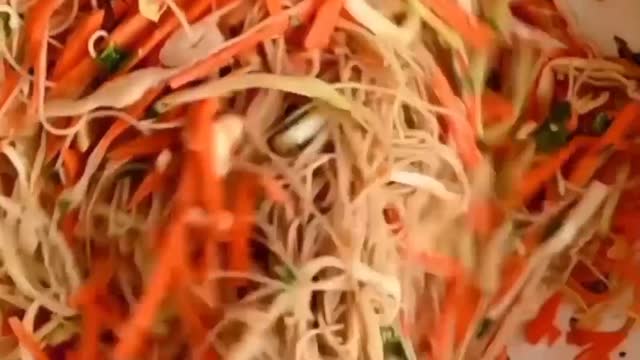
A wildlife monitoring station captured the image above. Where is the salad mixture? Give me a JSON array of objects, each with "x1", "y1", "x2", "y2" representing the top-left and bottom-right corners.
[{"x1": 0, "y1": 0, "x2": 638, "y2": 359}]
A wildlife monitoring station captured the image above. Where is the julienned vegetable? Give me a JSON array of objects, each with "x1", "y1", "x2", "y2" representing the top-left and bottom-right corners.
[
  {"x1": 535, "y1": 100, "x2": 572, "y2": 153},
  {"x1": 592, "y1": 112, "x2": 612, "y2": 135},
  {"x1": 1, "y1": 0, "x2": 639, "y2": 359},
  {"x1": 96, "y1": 44, "x2": 129, "y2": 73}
]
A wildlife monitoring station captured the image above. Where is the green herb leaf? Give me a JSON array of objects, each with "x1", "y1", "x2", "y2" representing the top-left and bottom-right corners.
[
  {"x1": 97, "y1": 44, "x2": 129, "y2": 73},
  {"x1": 535, "y1": 101, "x2": 571, "y2": 153},
  {"x1": 58, "y1": 198, "x2": 72, "y2": 215},
  {"x1": 592, "y1": 112, "x2": 612, "y2": 135},
  {"x1": 381, "y1": 326, "x2": 407, "y2": 360},
  {"x1": 145, "y1": 106, "x2": 160, "y2": 120},
  {"x1": 476, "y1": 318, "x2": 493, "y2": 338}
]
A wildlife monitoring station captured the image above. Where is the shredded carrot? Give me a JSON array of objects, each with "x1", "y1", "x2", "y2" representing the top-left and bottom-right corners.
[
  {"x1": 265, "y1": 0, "x2": 283, "y2": 15},
  {"x1": 8, "y1": 317, "x2": 49, "y2": 360},
  {"x1": 108, "y1": 12, "x2": 155, "y2": 49},
  {"x1": 453, "y1": 280, "x2": 482, "y2": 344},
  {"x1": 61, "y1": 209, "x2": 80, "y2": 246},
  {"x1": 114, "y1": 219, "x2": 186, "y2": 359},
  {"x1": 481, "y1": 91, "x2": 514, "y2": 124},
  {"x1": 496, "y1": 348, "x2": 509, "y2": 360},
  {"x1": 24, "y1": 0, "x2": 63, "y2": 69},
  {"x1": 174, "y1": 290, "x2": 208, "y2": 347},
  {"x1": 513, "y1": 136, "x2": 595, "y2": 206},
  {"x1": 186, "y1": 99, "x2": 225, "y2": 276},
  {"x1": 430, "y1": 296, "x2": 455, "y2": 360},
  {"x1": 597, "y1": 102, "x2": 640, "y2": 150},
  {"x1": 96, "y1": 85, "x2": 165, "y2": 155},
  {"x1": 77, "y1": 304, "x2": 101, "y2": 360},
  {"x1": 51, "y1": 12, "x2": 102, "y2": 81},
  {"x1": 469, "y1": 198, "x2": 502, "y2": 239},
  {"x1": 61, "y1": 147, "x2": 82, "y2": 184},
  {"x1": 228, "y1": 175, "x2": 258, "y2": 285},
  {"x1": 567, "y1": 109, "x2": 579, "y2": 132},
  {"x1": 170, "y1": 0, "x2": 315, "y2": 88},
  {"x1": 431, "y1": 66, "x2": 482, "y2": 167},
  {"x1": 421, "y1": 0, "x2": 494, "y2": 50},
  {"x1": 108, "y1": 131, "x2": 179, "y2": 161},
  {"x1": 492, "y1": 255, "x2": 527, "y2": 305},
  {"x1": 524, "y1": 292, "x2": 563, "y2": 345},
  {"x1": 119, "y1": 0, "x2": 212, "y2": 73},
  {"x1": 50, "y1": 58, "x2": 100, "y2": 99},
  {"x1": 0, "y1": 64, "x2": 20, "y2": 109},
  {"x1": 70, "y1": 254, "x2": 115, "y2": 307},
  {"x1": 187, "y1": 99, "x2": 222, "y2": 212},
  {"x1": 416, "y1": 252, "x2": 465, "y2": 278},
  {"x1": 304, "y1": 0, "x2": 343, "y2": 49},
  {"x1": 567, "y1": 151, "x2": 605, "y2": 187},
  {"x1": 128, "y1": 169, "x2": 166, "y2": 209},
  {"x1": 568, "y1": 319, "x2": 633, "y2": 360},
  {"x1": 24, "y1": 0, "x2": 64, "y2": 111}
]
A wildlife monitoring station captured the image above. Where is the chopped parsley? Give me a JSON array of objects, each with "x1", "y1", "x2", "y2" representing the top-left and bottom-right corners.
[
  {"x1": 57, "y1": 198, "x2": 72, "y2": 215},
  {"x1": 476, "y1": 318, "x2": 493, "y2": 338},
  {"x1": 97, "y1": 44, "x2": 129, "y2": 73},
  {"x1": 145, "y1": 106, "x2": 160, "y2": 120},
  {"x1": 381, "y1": 326, "x2": 408, "y2": 360},
  {"x1": 591, "y1": 112, "x2": 612, "y2": 135},
  {"x1": 535, "y1": 100, "x2": 572, "y2": 153}
]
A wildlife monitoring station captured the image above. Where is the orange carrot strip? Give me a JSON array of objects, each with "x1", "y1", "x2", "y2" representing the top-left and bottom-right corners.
[
  {"x1": 416, "y1": 252, "x2": 465, "y2": 278},
  {"x1": 61, "y1": 147, "x2": 82, "y2": 184},
  {"x1": 597, "y1": 102, "x2": 640, "y2": 150},
  {"x1": 128, "y1": 169, "x2": 165, "y2": 209},
  {"x1": 525, "y1": 292, "x2": 563, "y2": 345},
  {"x1": 187, "y1": 99, "x2": 221, "y2": 208},
  {"x1": 229, "y1": 175, "x2": 258, "y2": 285},
  {"x1": 50, "y1": 58, "x2": 100, "y2": 99},
  {"x1": 468, "y1": 198, "x2": 501, "y2": 239},
  {"x1": 514, "y1": 136, "x2": 595, "y2": 206},
  {"x1": 492, "y1": 255, "x2": 527, "y2": 305},
  {"x1": 51, "y1": 1, "x2": 129, "y2": 80},
  {"x1": 265, "y1": 0, "x2": 283, "y2": 15},
  {"x1": 567, "y1": 152, "x2": 604, "y2": 187},
  {"x1": 108, "y1": 131, "x2": 178, "y2": 160},
  {"x1": 52, "y1": 10, "x2": 154, "y2": 98},
  {"x1": 175, "y1": 290, "x2": 207, "y2": 346},
  {"x1": 421, "y1": 0, "x2": 494, "y2": 49},
  {"x1": 61, "y1": 209, "x2": 80, "y2": 246},
  {"x1": 170, "y1": 0, "x2": 314, "y2": 88},
  {"x1": 71, "y1": 255, "x2": 115, "y2": 306},
  {"x1": 431, "y1": 66, "x2": 481, "y2": 167},
  {"x1": 8, "y1": 317, "x2": 49, "y2": 360},
  {"x1": 450, "y1": 278, "x2": 482, "y2": 344},
  {"x1": 108, "y1": 13, "x2": 155, "y2": 48},
  {"x1": 119, "y1": 0, "x2": 212, "y2": 73},
  {"x1": 95, "y1": 85, "x2": 165, "y2": 155},
  {"x1": 25, "y1": 0, "x2": 63, "y2": 111},
  {"x1": 0, "y1": 64, "x2": 20, "y2": 109},
  {"x1": 187, "y1": 99, "x2": 223, "y2": 275},
  {"x1": 430, "y1": 281, "x2": 456, "y2": 360},
  {"x1": 482, "y1": 91, "x2": 514, "y2": 124},
  {"x1": 304, "y1": 0, "x2": 343, "y2": 49},
  {"x1": 44, "y1": 117, "x2": 78, "y2": 162},
  {"x1": 52, "y1": 12, "x2": 103, "y2": 80},
  {"x1": 113, "y1": 219, "x2": 185, "y2": 359},
  {"x1": 568, "y1": 320, "x2": 633, "y2": 360},
  {"x1": 77, "y1": 304, "x2": 101, "y2": 360},
  {"x1": 24, "y1": 0, "x2": 63, "y2": 68}
]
